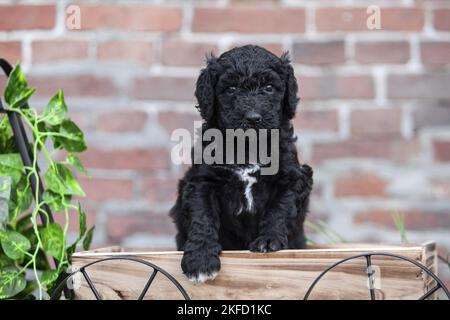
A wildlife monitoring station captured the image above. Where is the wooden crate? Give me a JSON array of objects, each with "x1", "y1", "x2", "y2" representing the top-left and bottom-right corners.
[{"x1": 72, "y1": 242, "x2": 437, "y2": 300}]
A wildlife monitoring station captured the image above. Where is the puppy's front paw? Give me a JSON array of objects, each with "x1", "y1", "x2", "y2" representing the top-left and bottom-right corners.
[
  {"x1": 181, "y1": 251, "x2": 220, "y2": 284},
  {"x1": 249, "y1": 234, "x2": 287, "y2": 253},
  {"x1": 300, "y1": 164, "x2": 313, "y2": 178}
]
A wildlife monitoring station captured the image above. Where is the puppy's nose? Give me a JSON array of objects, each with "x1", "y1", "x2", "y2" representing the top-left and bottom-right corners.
[{"x1": 245, "y1": 111, "x2": 262, "y2": 123}]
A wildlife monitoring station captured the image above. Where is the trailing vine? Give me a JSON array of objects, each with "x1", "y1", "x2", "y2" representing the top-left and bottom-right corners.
[{"x1": 0, "y1": 64, "x2": 94, "y2": 299}]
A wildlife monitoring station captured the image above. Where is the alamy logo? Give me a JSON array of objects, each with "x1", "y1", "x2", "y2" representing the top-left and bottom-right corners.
[
  {"x1": 171, "y1": 121, "x2": 280, "y2": 175},
  {"x1": 367, "y1": 5, "x2": 381, "y2": 30},
  {"x1": 66, "y1": 5, "x2": 81, "y2": 30},
  {"x1": 367, "y1": 265, "x2": 381, "y2": 290}
]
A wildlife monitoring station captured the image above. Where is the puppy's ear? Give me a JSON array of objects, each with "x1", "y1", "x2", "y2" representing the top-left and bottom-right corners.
[
  {"x1": 195, "y1": 55, "x2": 217, "y2": 122},
  {"x1": 280, "y1": 52, "x2": 299, "y2": 120}
]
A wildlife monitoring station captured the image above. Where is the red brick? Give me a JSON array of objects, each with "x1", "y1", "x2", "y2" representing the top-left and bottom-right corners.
[
  {"x1": 0, "y1": 5, "x2": 55, "y2": 30},
  {"x1": 293, "y1": 41, "x2": 345, "y2": 65},
  {"x1": 29, "y1": 75, "x2": 116, "y2": 98},
  {"x1": 413, "y1": 102, "x2": 450, "y2": 131},
  {"x1": 351, "y1": 108, "x2": 402, "y2": 139},
  {"x1": 32, "y1": 40, "x2": 89, "y2": 64},
  {"x1": 230, "y1": 43, "x2": 284, "y2": 57},
  {"x1": 106, "y1": 213, "x2": 175, "y2": 241},
  {"x1": 433, "y1": 9, "x2": 450, "y2": 31},
  {"x1": 96, "y1": 110, "x2": 148, "y2": 133},
  {"x1": 132, "y1": 77, "x2": 195, "y2": 101},
  {"x1": 161, "y1": 40, "x2": 218, "y2": 66},
  {"x1": 97, "y1": 40, "x2": 153, "y2": 64},
  {"x1": 78, "y1": 177, "x2": 133, "y2": 202},
  {"x1": 312, "y1": 141, "x2": 390, "y2": 163},
  {"x1": 0, "y1": 42, "x2": 21, "y2": 64},
  {"x1": 316, "y1": 8, "x2": 424, "y2": 32},
  {"x1": 354, "y1": 209, "x2": 450, "y2": 230},
  {"x1": 79, "y1": 148, "x2": 169, "y2": 170},
  {"x1": 433, "y1": 140, "x2": 450, "y2": 162},
  {"x1": 192, "y1": 8, "x2": 305, "y2": 33},
  {"x1": 355, "y1": 41, "x2": 410, "y2": 64},
  {"x1": 53, "y1": 205, "x2": 96, "y2": 233},
  {"x1": 388, "y1": 140, "x2": 420, "y2": 164},
  {"x1": 312, "y1": 139, "x2": 419, "y2": 164},
  {"x1": 293, "y1": 109, "x2": 338, "y2": 132},
  {"x1": 158, "y1": 111, "x2": 201, "y2": 134},
  {"x1": 78, "y1": 5, "x2": 181, "y2": 32},
  {"x1": 421, "y1": 42, "x2": 450, "y2": 66},
  {"x1": 142, "y1": 176, "x2": 179, "y2": 204},
  {"x1": 300, "y1": 75, "x2": 374, "y2": 100},
  {"x1": 335, "y1": 172, "x2": 387, "y2": 197},
  {"x1": 336, "y1": 76, "x2": 375, "y2": 99},
  {"x1": 388, "y1": 74, "x2": 450, "y2": 99}
]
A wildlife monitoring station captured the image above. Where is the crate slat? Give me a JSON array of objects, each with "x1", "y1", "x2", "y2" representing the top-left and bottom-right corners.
[{"x1": 72, "y1": 242, "x2": 437, "y2": 300}]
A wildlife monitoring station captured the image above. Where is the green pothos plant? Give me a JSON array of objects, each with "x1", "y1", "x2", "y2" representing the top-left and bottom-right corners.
[{"x1": 0, "y1": 64, "x2": 94, "y2": 299}]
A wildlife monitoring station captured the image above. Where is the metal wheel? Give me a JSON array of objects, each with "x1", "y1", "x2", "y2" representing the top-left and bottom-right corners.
[
  {"x1": 303, "y1": 252, "x2": 450, "y2": 300},
  {"x1": 50, "y1": 256, "x2": 190, "y2": 300}
]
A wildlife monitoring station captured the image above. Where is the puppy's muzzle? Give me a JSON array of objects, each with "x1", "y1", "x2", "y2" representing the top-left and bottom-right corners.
[{"x1": 245, "y1": 110, "x2": 262, "y2": 123}]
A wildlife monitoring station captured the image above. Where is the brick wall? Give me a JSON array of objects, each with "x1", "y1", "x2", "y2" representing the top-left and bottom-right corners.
[{"x1": 1, "y1": 0, "x2": 449, "y2": 271}]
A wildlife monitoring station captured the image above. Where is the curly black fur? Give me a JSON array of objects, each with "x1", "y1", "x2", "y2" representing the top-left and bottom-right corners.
[{"x1": 169, "y1": 45, "x2": 313, "y2": 282}]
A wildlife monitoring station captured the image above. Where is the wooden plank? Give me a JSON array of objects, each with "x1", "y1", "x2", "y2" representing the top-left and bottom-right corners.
[{"x1": 72, "y1": 243, "x2": 434, "y2": 300}]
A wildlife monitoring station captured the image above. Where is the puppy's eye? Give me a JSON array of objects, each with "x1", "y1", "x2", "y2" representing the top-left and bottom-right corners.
[
  {"x1": 263, "y1": 84, "x2": 274, "y2": 93},
  {"x1": 226, "y1": 86, "x2": 237, "y2": 95}
]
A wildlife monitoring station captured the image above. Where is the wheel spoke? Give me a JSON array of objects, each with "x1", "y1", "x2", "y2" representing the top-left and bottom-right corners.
[
  {"x1": 138, "y1": 269, "x2": 158, "y2": 300},
  {"x1": 419, "y1": 284, "x2": 441, "y2": 300},
  {"x1": 81, "y1": 268, "x2": 102, "y2": 300}
]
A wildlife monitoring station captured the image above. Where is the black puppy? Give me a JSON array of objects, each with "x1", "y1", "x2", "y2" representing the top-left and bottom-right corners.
[{"x1": 170, "y1": 45, "x2": 313, "y2": 283}]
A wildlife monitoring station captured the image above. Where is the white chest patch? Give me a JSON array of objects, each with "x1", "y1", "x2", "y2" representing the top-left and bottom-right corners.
[{"x1": 234, "y1": 165, "x2": 260, "y2": 214}]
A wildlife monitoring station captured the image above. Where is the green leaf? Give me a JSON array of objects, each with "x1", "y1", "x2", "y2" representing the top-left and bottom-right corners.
[
  {"x1": 0, "y1": 176, "x2": 12, "y2": 220},
  {"x1": 77, "y1": 204, "x2": 87, "y2": 239},
  {"x1": 0, "y1": 230, "x2": 31, "y2": 260},
  {"x1": 40, "y1": 223, "x2": 64, "y2": 260},
  {"x1": 0, "y1": 116, "x2": 13, "y2": 151},
  {"x1": 43, "y1": 90, "x2": 67, "y2": 126},
  {"x1": 66, "y1": 242, "x2": 77, "y2": 262},
  {"x1": 14, "y1": 185, "x2": 32, "y2": 215},
  {"x1": 0, "y1": 115, "x2": 12, "y2": 135},
  {"x1": 45, "y1": 163, "x2": 85, "y2": 196},
  {"x1": 0, "y1": 138, "x2": 17, "y2": 154},
  {"x1": 15, "y1": 214, "x2": 32, "y2": 233},
  {"x1": 35, "y1": 250, "x2": 50, "y2": 270},
  {"x1": 8, "y1": 176, "x2": 32, "y2": 222},
  {"x1": 66, "y1": 204, "x2": 88, "y2": 260},
  {"x1": 4, "y1": 64, "x2": 36, "y2": 109},
  {"x1": 0, "y1": 268, "x2": 26, "y2": 299},
  {"x1": 0, "y1": 116, "x2": 17, "y2": 153},
  {"x1": 12, "y1": 280, "x2": 35, "y2": 300},
  {"x1": 0, "y1": 252, "x2": 15, "y2": 268},
  {"x1": 83, "y1": 226, "x2": 95, "y2": 251},
  {"x1": 52, "y1": 120, "x2": 87, "y2": 153},
  {"x1": 41, "y1": 269, "x2": 60, "y2": 287},
  {"x1": 0, "y1": 177, "x2": 12, "y2": 219},
  {"x1": 0, "y1": 154, "x2": 23, "y2": 186},
  {"x1": 0, "y1": 153, "x2": 22, "y2": 171},
  {"x1": 42, "y1": 190, "x2": 71, "y2": 213},
  {"x1": 66, "y1": 154, "x2": 90, "y2": 177},
  {"x1": 0, "y1": 153, "x2": 22, "y2": 169},
  {"x1": 20, "y1": 227, "x2": 38, "y2": 249}
]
